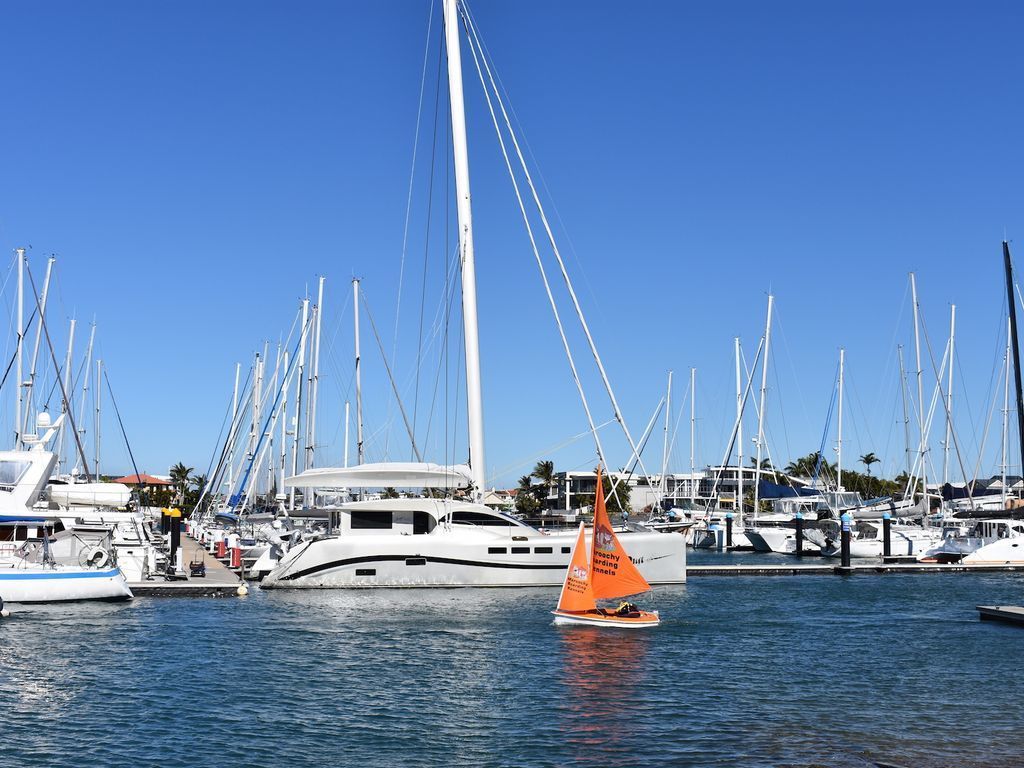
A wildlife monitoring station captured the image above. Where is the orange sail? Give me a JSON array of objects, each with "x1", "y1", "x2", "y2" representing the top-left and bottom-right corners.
[
  {"x1": 556, "y1": 522, "x2": 596, "y2": 613},
  {"x1": 590, "y1": 468, "x2": 652, "y2": 600}
]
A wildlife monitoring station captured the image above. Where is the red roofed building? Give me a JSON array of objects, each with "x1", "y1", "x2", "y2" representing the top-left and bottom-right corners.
[{"x1": 113, "y1": 474, "x2": 171, "y2": 490}]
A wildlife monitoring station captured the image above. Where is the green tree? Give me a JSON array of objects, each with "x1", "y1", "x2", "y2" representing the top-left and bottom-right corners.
[
  {"x1": 382, "y1": 487, "x2": 400, "y2": 499},
  {"x1": 514, "y1": 474, "x2": 542, "y2": 515},
  {"x1": 860, "y1": 452, "x2": 879, "y2": 476},
  {"x1": 169, "y1": 462, "x2": 193, "y2": 507}
]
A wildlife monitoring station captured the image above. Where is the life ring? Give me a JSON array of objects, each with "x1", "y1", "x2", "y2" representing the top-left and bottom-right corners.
[{"x1": 84, "y1": 546, "x2": 109, "y2": 569}]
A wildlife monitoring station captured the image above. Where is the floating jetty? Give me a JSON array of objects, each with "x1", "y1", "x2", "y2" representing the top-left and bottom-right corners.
[
  {"x1": 688, "y1": 562, "x2": 1024, "y2": 577},
  {"x1": 977, "y1": 605, "x2": 1024, "y2": 626},
  {"x1": 129, "y1": 534, "x2": 244, "y2": 597}
]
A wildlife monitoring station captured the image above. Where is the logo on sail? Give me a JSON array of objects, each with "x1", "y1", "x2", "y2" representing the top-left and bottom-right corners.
[
  {"x1": 595, "y1": 523, "x2": 616, "y2": 552},
  {"x1": 571, "y1": 565, "x2": 588, "y2": 580}
]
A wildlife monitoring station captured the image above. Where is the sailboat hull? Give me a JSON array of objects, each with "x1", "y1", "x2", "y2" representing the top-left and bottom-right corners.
[{"x1": 551, "y1": 609, "x2": 660, "y2": 628}]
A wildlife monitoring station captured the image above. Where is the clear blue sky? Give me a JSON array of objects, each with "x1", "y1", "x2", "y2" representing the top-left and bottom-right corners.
[{"x1": 2, "y1": 1, "x2": 1023, "y2": 488}]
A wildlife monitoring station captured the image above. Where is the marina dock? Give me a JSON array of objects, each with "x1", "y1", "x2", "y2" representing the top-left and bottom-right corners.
[
  {"x1": 688, "y1": 562, "x2": 1024, "y2": 577},
  {"x1": 977, "y1": 605, "x2": 1024, "y2": 626},
  {"x1": 129, "y1": 534, "x2": 244, "y2": 597}
]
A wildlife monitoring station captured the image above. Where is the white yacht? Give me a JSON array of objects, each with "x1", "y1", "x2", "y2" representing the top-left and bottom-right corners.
[
  {"x1": 924, "y1": 518, "x2": 1024, "y2": 564},
  {"x1": 263, "y1": 464, "x2": 685, "y2": 588}
]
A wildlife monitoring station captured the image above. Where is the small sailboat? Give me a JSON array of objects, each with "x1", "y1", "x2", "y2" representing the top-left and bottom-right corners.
[{"x1": 552, "y1": 470, "x2": 661, "y2": 629}]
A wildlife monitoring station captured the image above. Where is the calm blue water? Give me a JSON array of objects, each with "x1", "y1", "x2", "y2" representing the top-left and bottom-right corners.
[{"x1": 2, "y1": 570, "x2": 1023, "y2": 767}]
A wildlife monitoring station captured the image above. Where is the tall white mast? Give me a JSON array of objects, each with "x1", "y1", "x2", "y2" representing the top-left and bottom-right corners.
[
  {"x1": 23, "y1": 255, "x2": 54, "y2": 434},
  {"x1": 735, "y1": 337, "x2": 743, "y2": 523},
  {"x1": 308, "y1": 276, "x2": 325, "y2": 470},
  {"x1": 897, "y1": 344, "x2": 911, "y2": 478},
  {"x1": 910, "y1": 273, "x2": 927, "y2": 511},
  {"x1": 659, "y1": 370, "x2": 672, "y2": 504},
  {"x1": 57, "y1": 318, "x2": 76, "y2": 473},
  {"x1": 77, "y1": 322, "x2": 96, "y2": 477},
  {"x1": 837, "y1": 347, "x2": 844, "y2": 492},
  {"x1": 1003, "y1": 319, "x2": 1011, "y2": 509},
  {"x1": 942, "y1": 304, "x2": 956, "y2": 491},
  {"x1": 278, "y1": 351, "x2": 290, "y2": 499},
  {"x1": 444, "y1": 0, "x2": 486, "y2": 499},
  {"x1": 94, "y1": 359, "x2": 102, "y2": 479},
  {"x1": 752, "y1": 294, "x2": 774, "y2": 523},
  {"x1": 690, "y1": 366, "x2": 696, "y2": 505},
  {"x1": 228, "y1": 362, "x2": 240, "y2": 496},
  {"x1": 290, "y1": 299, "x2": 310, "y2": 509},
  {"x1": 14, "y1": 248, "x2": 24, "y2": 449},
  {"x1": 344, "y1": 400, "x2": 351, "y2": 469},
  {"x1": 353, "y1": 279, "x2": 364, "y2": 465}
]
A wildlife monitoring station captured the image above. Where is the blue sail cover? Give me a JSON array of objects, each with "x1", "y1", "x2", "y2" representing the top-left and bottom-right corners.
[
  {"x1": 757, "y1": 479, "x2": 818, "y2": 499},
  {"x1": 940, "y1": 482, "x2": 1000, "y2": 501}
]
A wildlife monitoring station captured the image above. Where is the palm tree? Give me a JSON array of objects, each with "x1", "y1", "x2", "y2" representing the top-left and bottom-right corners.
[
  {"x1": 169, "y1": 462, "x2": 193, "y2": 507},
  {"x1": 860, "y1": 452, "x2": 879, "y2": 476}
]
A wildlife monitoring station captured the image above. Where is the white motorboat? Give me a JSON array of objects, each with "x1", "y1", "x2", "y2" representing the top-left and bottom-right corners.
[{"x1": 818, "y1": 519, "x2": 946, "y2": 559}]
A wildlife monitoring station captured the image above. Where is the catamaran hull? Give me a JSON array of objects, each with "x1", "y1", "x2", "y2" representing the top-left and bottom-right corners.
[
  {"x1": 262, "y1": 531, "x2": 686, "y2": 588},
  {"x1": 0, "y1": 567, "x2": 133, "y2": 603},
  {"x1": 551, "y1": 609, "x2": 660, "y2": 628}
]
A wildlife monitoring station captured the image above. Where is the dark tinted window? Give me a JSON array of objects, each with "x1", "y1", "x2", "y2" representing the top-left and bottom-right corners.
[
  {"x1": 451, "y1": 511, "x2": 515, "y2": 527},
  {"x1": 350, "y1": 510, "x2": 393, "y2": 530},
  {"x1": 561, "y1": 547, "x2": 571, "y2": 554},
  {"x1": 355, "y1": 569, "x2": 376, "y2": 576},
  {"x1": 511, "y1": 546, "x2": 530, "y2": 554},
  {"x1": 488, "y1": 547, "x2": 507, "y2": 554},
  {"x1": 534, "y1": 547, "x2": 552, "y2": 554}
]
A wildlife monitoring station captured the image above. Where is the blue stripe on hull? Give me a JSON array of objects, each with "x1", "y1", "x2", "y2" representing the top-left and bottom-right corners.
[{"x1": 0, "y1": 568, "x2": 122, "y2": 581}]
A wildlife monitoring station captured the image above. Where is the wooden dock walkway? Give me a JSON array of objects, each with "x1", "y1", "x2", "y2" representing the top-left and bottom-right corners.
[{"x1": 129, "y1": 533, "x2": 243, "y2": 597}]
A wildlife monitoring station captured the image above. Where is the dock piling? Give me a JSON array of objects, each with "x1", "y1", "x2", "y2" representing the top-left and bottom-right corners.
[
  {"x1": 882, "y1": 512, "x2": 892, "y2": 558},
  {"x1": 795, "y1": 512, "x2": 803, "y2": 556},
  {"x1": 839, "y1": 512, "x2": 852, "y2": 571},
  {"x1": 725, "y1": 512, "x2": 734, "y2": 549}
]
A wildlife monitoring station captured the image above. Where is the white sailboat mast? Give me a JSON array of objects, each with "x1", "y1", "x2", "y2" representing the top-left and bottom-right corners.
[
  {"x1": 290, "y1": 299, "x2": 309, "y2": 509},
  {"x1": 77, "y1": 322, "x2": 96, "y2": 477},
  {"x1": 23, "y1": 255, "x2": 54, "y2": 434},
  {"x1": 837, "y1": 347, "x2": 844, "y2": 491},
  {"x1": 660, "y1": 370, "x2": 672, "y2": 504},
  {"x1": 1003, "y1": 319, "x2": 1011, "y2": 509},
  {"x1": 94, "y1": 359, "x2": 102, "y2": 479},
  {"x1": 942, "y1": 304, "x2": 956, "y2": 489},
  {"x1": 14, "y1": 248, "x2": 24, "y2": 448},
  {"x1": 444, "y1": 0, "x2": 486, "y2": 499},
  {"x1": 228, "y1": 362, "x2": 240, "y2": 495},
  {"x1": 897, "y1": 344, "x2": 911, "y2": 478},
  {"x1": 690, "y1": 366, "x2": 696, "y2": 505},
  {"x1": 279, "y1": 350, "x2": 290, "y2": 498},
  {"x1": 57, "y1": 318, "x2": 76, "y2": 473},
  {"x1": 910, "y1": 273, "x2": 927, "y2": 508},
  {"x1": 344, "y1": 400, "x2": 351, "y2": 469},
  {"x1": 353, "y1": 278, "x2": 364, "y2": 465},
  {"x1": 753, "y1": 295, "x2": 774, "y2": 522},
  {"x1": 308, "y1": 276, "x2": 325, "y2": 470},
  {"x1": 735, "y1": 337, "x2": 743, "y2": 522}
]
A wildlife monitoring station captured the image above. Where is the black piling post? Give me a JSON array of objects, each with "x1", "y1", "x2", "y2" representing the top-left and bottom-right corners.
[
  {"x1": 168, "y1": 508, "x2": 182, "y2": 571},
  {"x1": 882, "y1": 512, "x2": 892, "y2": 558},
  {"x1": 725, "y1": 512, "x2": 734, "y2": 549},
  {"x1": 160, "y1": 508, "x2": 170, "y2": 535},
  {"x1": 840, "y1": 512, "x2": 852, "y2": 571},
  {"x1": 795, "y1": 511, "x2": 804, "y2": 556}
]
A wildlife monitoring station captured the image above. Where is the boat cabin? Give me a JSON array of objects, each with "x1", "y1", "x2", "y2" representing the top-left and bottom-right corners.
[{"x1": 327, "y1": 498, "x2": 536, "y2": 536}]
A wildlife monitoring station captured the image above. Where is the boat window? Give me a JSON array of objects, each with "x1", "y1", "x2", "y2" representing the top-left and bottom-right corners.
[
  {"x1": 487, "y1": 547, "x2": 507, "y2": 554},
  {"x1": 405, "y1": 557, "x2": 426, "y2": 566},
  {"x1": 0, "y1": 460, "x2": 30, "y2": 491},
  {"x1": 413, "y1": 511, "x2": 435, "y2": 535},
  {"x1": 350, "y1": 510, "x2": 393, "y2": 530},
  {"x1": 355, "y1": 568, "x2": 376, "y2": 576},
  {"x1": 534, "y1": 547, "x2": 552, "y2": 554},
  {"x1": 451, "y1": 510, "x2": 516, "y2": 527},
  {"x1": 561, "y1": 546, "x2": 571, "y2": 554},
  {"x1": 510, "y1": 546, "x2": 530, "y2": 554}
]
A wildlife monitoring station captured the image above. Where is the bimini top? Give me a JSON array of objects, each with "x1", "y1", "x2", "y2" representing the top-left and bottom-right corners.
[{"x1": 285, "y1": 462, "x2": 474, "y2": 490}]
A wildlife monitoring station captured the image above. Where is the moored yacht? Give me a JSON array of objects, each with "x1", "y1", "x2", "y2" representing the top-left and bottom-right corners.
[{"x1": 262, "y1": 464, "x2": 685, "y2": 588}]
